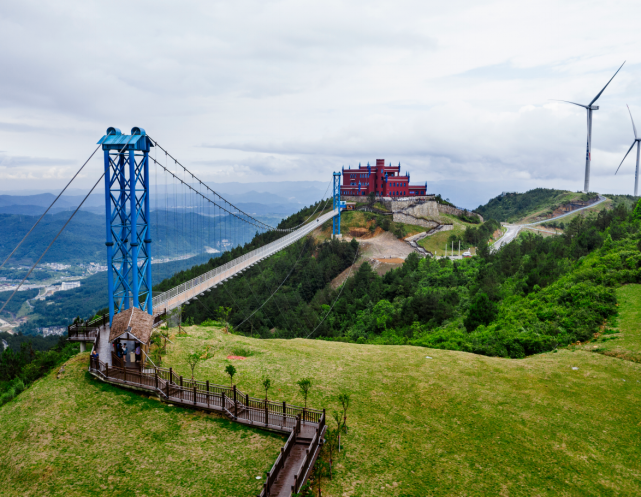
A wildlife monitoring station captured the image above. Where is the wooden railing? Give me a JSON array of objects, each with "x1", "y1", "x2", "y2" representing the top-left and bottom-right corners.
[
  {"x1": 292, "y1": 414, "x2": 326, "y2": 495},
  {"x1": 88, "y1": 350, "x2": 325, "y2": 496},
  {"x1": 260, "y1": 422, "x2": 299, "y2": 496},
  {"x1": 88, "y1": 358, "x2": 323, "y2": 426}
]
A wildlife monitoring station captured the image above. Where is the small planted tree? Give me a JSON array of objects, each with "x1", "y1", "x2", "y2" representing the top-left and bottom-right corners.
[
  {"x1": 262, "y1": 376, "x2": 272, "y2": 401},
  {"x1": 338, "y1": 391, "x2": 351, "y2": 433},
  {"x1": 225, "y1": 364, "x2": 237, "y2": 386},
  {"x1": 296, "y1": 378, "x2": 312, "y2": 408},
  {"x1": 186, "y1": 348, "x2": 208, "y2": 379},
  {"x1": 217, "y1": 306, "x2": 233, "y2": 333}
]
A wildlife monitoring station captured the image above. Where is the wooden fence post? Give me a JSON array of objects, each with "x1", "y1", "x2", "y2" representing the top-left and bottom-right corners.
[
  {"x1": 169, "y1": 367, "x2": 173, "y2": 384},
  {"x1": 166, "y1": 379, "x2": 169, "y2": 398},
  {"x1": 124, "y1": 366, "x2": 127, "y2": 383},
  {"x1": 233, "y1": 385, "x2": 238, "y2": 418},
  {"x1": 283, "y1": 401, "x2": 286, "y2": 427},
  {"x1": 222, "y1": 391, "x2": 226, "y2": 412},
  {"x1": 206, "y1": 380, "x2": 210, "y2": 407},
  {"x1": 155, "y1": 370, "x2": 158, "y2": 390},
  {"x1": 193, "y1": 385, "x2": 197, "y2": 405},
  {"x1": 179, "y1": 376, "x2": 183, "y2": 401},
  {"x1": 265, "y1": 400, "x2": 269, "y2": 426}
]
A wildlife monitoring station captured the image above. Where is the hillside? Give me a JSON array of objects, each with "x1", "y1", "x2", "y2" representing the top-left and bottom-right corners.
[
  {"x1": 475, "y1": 189, "x2": 602, "y2": 223},
  {"x1": 0, "y1": 210, "x2": 282, "y2": 266},
  {"x1": 1, "y1": 320, "x2": 640, "y2": 495}
]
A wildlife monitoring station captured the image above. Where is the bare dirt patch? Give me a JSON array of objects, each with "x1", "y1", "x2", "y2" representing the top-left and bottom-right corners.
[{"x1": 331, "y1": 232, "x2": 415, "y2": 288}]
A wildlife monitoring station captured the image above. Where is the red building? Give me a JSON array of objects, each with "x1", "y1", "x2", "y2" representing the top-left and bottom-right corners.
[{"x1": 340, "y1": 159, "x2": 428, "y2": 197}]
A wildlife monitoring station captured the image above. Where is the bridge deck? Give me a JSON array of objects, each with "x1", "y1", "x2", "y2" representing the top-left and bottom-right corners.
[{"x1": 152, "y1": 208, "x2": 338, "y2": 311}]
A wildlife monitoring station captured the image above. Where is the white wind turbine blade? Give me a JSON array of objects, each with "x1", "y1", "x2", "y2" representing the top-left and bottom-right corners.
[
  {"x1": 615, "y1": 141, "x2": 637, "y2": 175},
  {"x1": 550, "y1": 99, "x2": 588, "y2": 109},
  {"x1": 627, "y1": 104, "x2": 638, "y2": 139},
  {"x1": 590, "y1": 61, "x2": 626, "y2": 106}
]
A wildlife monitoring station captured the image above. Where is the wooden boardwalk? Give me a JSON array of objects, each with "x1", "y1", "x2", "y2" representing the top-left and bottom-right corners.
[{"x1": 84, "y1": 328, "x2": 325, "y2": 496}]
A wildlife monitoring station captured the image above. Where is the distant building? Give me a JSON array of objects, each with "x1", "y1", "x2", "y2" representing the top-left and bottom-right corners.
[
  {"x1": 40, "y1": 327, "x2": 67, "y2": 337},
  {"x1": 61, "y1": 281, "x2": 81, "y2": 291},
  {"x1": 340, "y1": 159, "x2": 428, "y2": 198}
]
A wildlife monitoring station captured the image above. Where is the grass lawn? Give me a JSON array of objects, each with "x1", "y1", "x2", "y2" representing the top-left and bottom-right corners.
[
  {"x1": 588, "y1": 284, "x2": 641, "y2": 363},
  {"x1": 2, "y1": 324, "x2": 640, "y2": 496},
  {"x1": 0, "y1": 353, "x2": 283, "y2": 497},
  {"x1": 158, "y1": 325, "x2": 641, "y2": 496},
  {"x1": 418, "y1": 214, "x2": 480, "y2": 255},
  {"x1": 518, "y1": 197, "x2": 612, "y2": 225}
]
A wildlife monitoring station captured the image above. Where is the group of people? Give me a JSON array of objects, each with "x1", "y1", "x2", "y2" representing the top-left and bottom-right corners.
[{"x1": 113, "y1": 341, "x2": 142, "y2": 365}]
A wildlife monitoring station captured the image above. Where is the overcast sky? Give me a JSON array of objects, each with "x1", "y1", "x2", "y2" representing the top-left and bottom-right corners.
[{"x1": 1, "y1": 0, "x2": 641, "y2": 205}]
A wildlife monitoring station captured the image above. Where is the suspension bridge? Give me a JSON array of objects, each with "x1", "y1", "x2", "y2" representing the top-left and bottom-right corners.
[{"x1": 1, "y1": 127, "x2": 347, "y2": 497}]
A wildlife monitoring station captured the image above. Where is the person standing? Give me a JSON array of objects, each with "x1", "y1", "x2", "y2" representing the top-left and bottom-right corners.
[{"x1": 122, "y1": 343, "x2": 128, "y2": 365}]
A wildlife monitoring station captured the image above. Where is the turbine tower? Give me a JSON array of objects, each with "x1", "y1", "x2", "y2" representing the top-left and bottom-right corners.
[
  {"x1": 615, "y1": 105, "x2": 641, "y2": 196},
  {"x1": 556, "y1": 61, "x2": 625, "y2": 193}
]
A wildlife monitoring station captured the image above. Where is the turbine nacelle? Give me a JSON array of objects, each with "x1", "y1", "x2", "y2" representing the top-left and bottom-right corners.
[{"x1": 589, "y1": 105, "x2": 599, "y2": 110}]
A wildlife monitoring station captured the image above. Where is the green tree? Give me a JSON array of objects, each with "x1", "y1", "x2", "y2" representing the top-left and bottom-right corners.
[
  {"x1": 186, "y1": 349, "x2": 208, "y2": 379},
  {"x1": 225, "y1": 364, "x2": 237, "y2": 386},
  {"x1": 296, "y1": 377, "x2": 312, "y2": 408},
  {"x1": 338, "y1": 391, "x2": 351, "y2": 432},
  {"x1": 217, "y1": 306, "x2": 232, "y2": 333},
  {"x1": 262, "y1": 376, "x2": 272, "y2": 401},
  {"x1": 464, "y1": 292, "x2": 497, "y2": 332},
  {"x1": 633, "y1": 197, "x2": 641, "y2": 219}
]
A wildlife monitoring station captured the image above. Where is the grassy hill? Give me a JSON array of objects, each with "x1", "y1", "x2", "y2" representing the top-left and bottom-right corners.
[
  {"x1": 1, "y1": 311, "x2": 640, "y2": 495},
  {"x1": 475, "y1": 189, "x2": 600, "y2": 223}
]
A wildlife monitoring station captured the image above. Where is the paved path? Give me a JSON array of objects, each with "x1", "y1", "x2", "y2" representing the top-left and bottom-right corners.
[
  {"x1": 153, "y1": 209, "x2": 339, "y2": 312},
  {"x1": 492, "y1": 195, "x2": 607, "y2": 251}
]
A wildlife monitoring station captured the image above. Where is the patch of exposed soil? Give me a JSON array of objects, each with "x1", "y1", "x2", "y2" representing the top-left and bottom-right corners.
[{"x1": 330, "y1": 232, "x2": 415, "y2": 288}]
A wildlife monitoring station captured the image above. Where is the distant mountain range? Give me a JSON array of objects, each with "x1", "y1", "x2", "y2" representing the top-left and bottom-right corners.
[{"x1": 0, "y1": 181, "x2": 329, "y2": 217}]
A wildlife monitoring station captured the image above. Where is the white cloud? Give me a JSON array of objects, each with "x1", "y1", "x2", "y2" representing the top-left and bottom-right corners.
[{"x1": 0, "y1": 0, "x2": 640, "y2": 201}]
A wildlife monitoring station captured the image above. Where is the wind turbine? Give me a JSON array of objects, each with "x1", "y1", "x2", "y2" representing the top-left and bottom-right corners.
[
  {"x1": 615, "y1": 105, "x2": 641, "y2": 196},
  {"x1": 555, "y1": 61, "x2": 625, "y2": 193}
]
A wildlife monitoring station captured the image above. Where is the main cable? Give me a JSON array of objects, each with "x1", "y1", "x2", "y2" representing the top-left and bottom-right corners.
[
  {"x1": 148, "y1": 136, "x2": 331, "y2": 232},
  {"x1": 0, "y1": 144, "x2": 101, "y2": 271},
  {"x1": 304, "y1": 242, "x2": 360, "y2": 339},
  {"x1": 235, "y1": 194, "x2": 334, "y2": 329},
  {"x1": 0, "y1": 173, "x2": 106, "y2": 315}
]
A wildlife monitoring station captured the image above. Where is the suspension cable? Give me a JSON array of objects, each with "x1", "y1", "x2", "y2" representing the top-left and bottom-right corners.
[
  {"x1": 148, "y1": 155, "x2": 286, "y2": 232},
  {"x1": 0, "y1": 173, "x2": 106, "y2": 315},
  {"x1": 304, "y1": 242, "x2": 360, "y2": 339},
  {"x1": 0, "y1": 144, "x2": 101, "y2": 271},
  {"x1": 149, "y1": 136, "x2": 332, "y2": 232},
  {"x1": 234, "y1": 194, "x2": 334, "y2": 329}
]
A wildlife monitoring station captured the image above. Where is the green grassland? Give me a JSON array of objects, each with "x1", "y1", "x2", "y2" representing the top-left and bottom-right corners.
[
  {"x1": 520, "y1": 197, "x2": 612, "y2": 226},
  {"x1": 0, "y1": 353, "x2": 282, "y2": 497},
  {"x1": 1, "y1": 322, "x2": 641, "y2": 496},
  {"x1": 318, "y1": 210, "x2": 425, "y2": 240},
  {"x1": 417, "y1": 213, "x2": 484, "y2": 255},
  {"x1": 589, "y1": 284, "x2": 641, "y2": 363},
  {"x1": 476, "y1": 189, "x2": 599, "y2": 223},
  {"x1": 135, "y1": 326, "x2": 641, "y2": 494}
]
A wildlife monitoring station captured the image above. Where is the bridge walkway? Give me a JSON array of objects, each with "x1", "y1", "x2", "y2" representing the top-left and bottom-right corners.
[{"x1": 152, "y1": 208, "x2": 339, "y2": 312}]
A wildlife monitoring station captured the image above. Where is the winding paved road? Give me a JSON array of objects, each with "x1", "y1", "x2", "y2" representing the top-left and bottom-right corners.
[{"x1": 491, "y1": 195, "x2": 607, "y2": 252}]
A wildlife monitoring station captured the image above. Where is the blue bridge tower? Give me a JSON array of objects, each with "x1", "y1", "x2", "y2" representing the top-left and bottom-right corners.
[
  {"x1": 98, "y1": 127, "x2": 154, "y2": 324},
  {"x1": 333, "y1": 171, "x2": 343, "y2": 238}
]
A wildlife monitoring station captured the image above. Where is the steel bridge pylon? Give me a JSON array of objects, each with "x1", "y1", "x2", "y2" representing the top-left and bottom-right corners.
[
  {"x1": 333, "y1": 172, "x2": 342, "y2": 238},
  {"x1": 98, "y1": 127, "x2": 154, "y2": 325}
]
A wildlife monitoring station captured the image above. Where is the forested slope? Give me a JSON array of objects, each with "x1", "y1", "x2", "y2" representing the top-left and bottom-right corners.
[
  {"x1": 182, "y1": 199, "x2": 641, "y2": 359},
  {"x1": 475, "y1": 188, "x2": 599, "y2": 222}
]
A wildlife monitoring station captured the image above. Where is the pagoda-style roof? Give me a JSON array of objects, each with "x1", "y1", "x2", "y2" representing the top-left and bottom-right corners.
[{"x1": 109, "y1": 307, "x2": 154, "y2": 345}]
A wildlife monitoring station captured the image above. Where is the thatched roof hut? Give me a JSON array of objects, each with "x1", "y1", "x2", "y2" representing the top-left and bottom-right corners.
[{"x1": 109, "y1": 307, "x2": 154, "y2": 345}]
